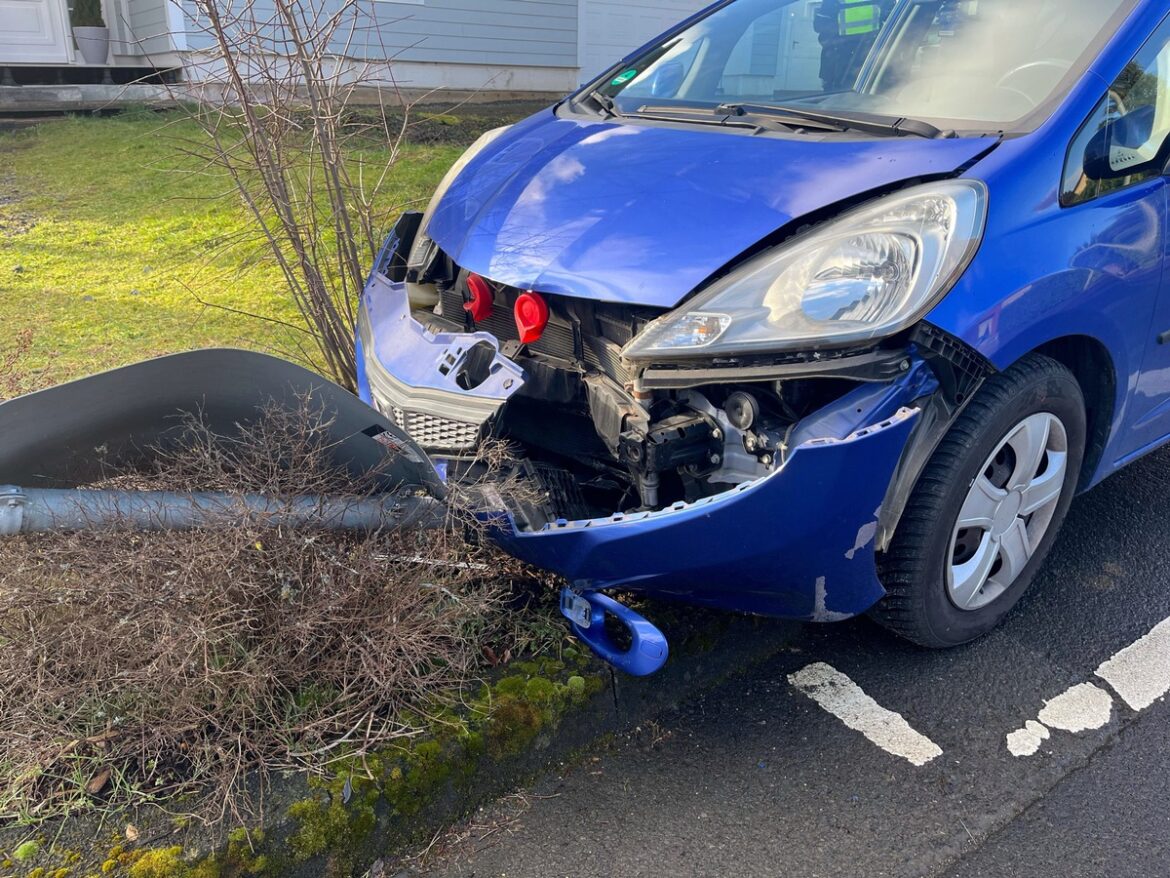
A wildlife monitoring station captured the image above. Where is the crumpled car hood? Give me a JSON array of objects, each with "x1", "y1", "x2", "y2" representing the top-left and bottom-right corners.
[{"x1": 426, "y1": 109, "x2": 997, "y2": 308}]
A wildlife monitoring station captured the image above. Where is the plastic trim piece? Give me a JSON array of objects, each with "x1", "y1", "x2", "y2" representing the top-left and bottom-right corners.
[
  {"x1": 0, "y1": 348, "x2": 445, "y2": 499},
  {"x1": 358, "y1": 274, "x2": 526, "y2": 450},
  {"x1": 560, "y1": 587, "x2": 669, "y2": 677}
]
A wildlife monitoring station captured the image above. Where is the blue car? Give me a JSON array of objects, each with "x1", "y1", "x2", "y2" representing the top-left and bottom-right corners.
[{"x1": 357, "y1": 0, "x2": 1170, "y2": 674}]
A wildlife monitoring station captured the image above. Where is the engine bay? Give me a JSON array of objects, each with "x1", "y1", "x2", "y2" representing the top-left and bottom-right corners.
[{"x1": 390, "y1": 256, "x2": 928, "y2": 531}]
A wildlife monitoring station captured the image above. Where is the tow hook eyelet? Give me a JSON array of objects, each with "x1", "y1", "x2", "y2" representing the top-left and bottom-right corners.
[{"x1": 559, "y1": 587, "x2": 670, "y2": 676}]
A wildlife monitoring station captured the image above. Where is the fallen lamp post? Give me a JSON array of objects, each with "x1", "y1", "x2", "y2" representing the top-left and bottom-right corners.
[{"x1": 0, "y1": 485, "x2": 445, "y2": 537}]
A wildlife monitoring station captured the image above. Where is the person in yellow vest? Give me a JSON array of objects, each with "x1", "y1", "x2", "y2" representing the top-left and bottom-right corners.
[{"x1": 814, "y1": 0, "x2": 893, "y2": 91}]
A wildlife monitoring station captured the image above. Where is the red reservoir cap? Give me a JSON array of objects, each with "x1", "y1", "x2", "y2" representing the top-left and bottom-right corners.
[
  {"x1": 514, "y1": 291, "x2": 550, "y2": 344},
  {"x1": 464, "y1": 273, "x2": 494, "y2": 323}
]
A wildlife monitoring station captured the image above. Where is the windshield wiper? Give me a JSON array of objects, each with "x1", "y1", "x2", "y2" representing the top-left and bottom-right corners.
[
  {"x1": 627, "y1": 102, "x2": 943, "y2": 139},
  {"x1": 718, "y1": 103, "x2": 945, "y2": 139},
  {"x1": 631, "y1": 103, "x2": 846, "y2": 133},
  {"x1": 580, "y1": 89, "x2": 620, "y2": 119}
]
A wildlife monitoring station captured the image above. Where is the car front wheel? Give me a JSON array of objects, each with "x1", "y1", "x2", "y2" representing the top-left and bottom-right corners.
[{"x1": 873, "y1": 353, "x2": 1087, "y2": 648}]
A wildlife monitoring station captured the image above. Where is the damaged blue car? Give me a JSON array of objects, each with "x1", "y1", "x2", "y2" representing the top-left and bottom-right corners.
[{"x1": 357, "y1": 0, "x2": 1170, "y2": 674}]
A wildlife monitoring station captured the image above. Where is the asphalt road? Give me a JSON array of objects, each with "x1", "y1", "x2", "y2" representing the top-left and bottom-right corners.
[{"x1": 415, "y1": 442, "x2": 1170, "y2": 878}]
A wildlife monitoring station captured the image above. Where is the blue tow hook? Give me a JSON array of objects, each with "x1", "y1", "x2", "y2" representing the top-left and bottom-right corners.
[{"x1": 559, "y1": 587, "x2": 669, "y2": 676}]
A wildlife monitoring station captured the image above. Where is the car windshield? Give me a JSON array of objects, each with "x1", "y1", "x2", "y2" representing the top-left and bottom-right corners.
[{"x1": 592, "y1": 0, "x2": 1134, "y2": 132}]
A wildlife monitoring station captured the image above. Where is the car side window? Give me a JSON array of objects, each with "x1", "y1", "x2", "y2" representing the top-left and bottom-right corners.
[
  {"x1": 619, "y1": 35, "x2": 708, "y2": 101},
  {"x1": 1063, "y1": 23, "x2": 1170, "y2": 206}
]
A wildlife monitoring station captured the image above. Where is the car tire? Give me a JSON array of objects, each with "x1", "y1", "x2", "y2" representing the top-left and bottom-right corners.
[{"x1": 872, "y1": 353, "x2": 1086, "y2": 648}]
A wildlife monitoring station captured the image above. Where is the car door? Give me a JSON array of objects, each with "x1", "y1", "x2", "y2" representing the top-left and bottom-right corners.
[{"x1": 1062, "y1": 17, "x2": 1170, "y2": 463}]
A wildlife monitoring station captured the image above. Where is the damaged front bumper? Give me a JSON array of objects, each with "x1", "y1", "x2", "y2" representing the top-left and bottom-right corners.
[
  {"x1": 358, "y1": 273, "x2": 937, "y2": 630},
  {"x1": 495, "y1": 406, "x2": 918, "y2": 621}
]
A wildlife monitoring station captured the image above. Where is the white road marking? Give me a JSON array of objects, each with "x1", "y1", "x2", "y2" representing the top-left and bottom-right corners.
[
  {"x1": 1006, "y1": 615, "x2": 1170, "y2": 756},
  {"x1": 1095, "y1": 616, "x2": 1170, "y2": 711},
  {"x1": 1006, "y1": 720, "x2": 1050, "y2": 757},
  {"x1": 788, "y1": 662, "x2": 943, "y2": 767},
  {"x1": 1036, "y1": 682, "x2": 1113, "y2": 733}
]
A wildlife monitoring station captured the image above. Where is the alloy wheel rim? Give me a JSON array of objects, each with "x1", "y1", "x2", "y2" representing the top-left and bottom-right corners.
[{"x1": 947, "y1": 412, "x2": 1068, "y2": 612}]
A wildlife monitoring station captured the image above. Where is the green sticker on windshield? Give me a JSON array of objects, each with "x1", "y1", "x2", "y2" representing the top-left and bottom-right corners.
[{"x1": 611, "y1": 68, "x2": 639, "y2": 87}]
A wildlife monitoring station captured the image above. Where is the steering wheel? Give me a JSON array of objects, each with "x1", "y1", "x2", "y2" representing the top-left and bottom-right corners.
[{"x1": 995, "y1": 59, "x2": 1070, "y2": 108}]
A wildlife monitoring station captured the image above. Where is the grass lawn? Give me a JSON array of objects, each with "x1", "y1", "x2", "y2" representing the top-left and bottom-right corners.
[{"x1": 0, "y1": 111, "x2": 469, "y2": 392}]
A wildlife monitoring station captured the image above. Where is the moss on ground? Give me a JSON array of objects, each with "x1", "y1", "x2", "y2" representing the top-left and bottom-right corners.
[
  {"x1": 285, "y1": 659, "x2": 600, "y2": 866},
  {"x1": 277, "y1": 657, "x2": 606, "y2": 873},
  {"x1": 14, "y1": 658, "x2": 607, "y2": 878}
]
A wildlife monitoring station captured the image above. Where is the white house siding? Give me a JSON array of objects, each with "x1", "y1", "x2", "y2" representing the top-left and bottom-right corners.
[
  {"x1": 120, "y1": 0, "x2": 176, "y2": 58},
  {"x1": 179, "y1": 0, "x2": 580, "y2": 94},
  {"x1": 360, "y1": 0, "x2": 579, "y2": 69},
  {"x1": 1, "y1": 0, "x2": 710, "y2": 97},
  {"x1": 173, "y1": 0, "x2": 711, "y2": 97},
  {"x1": 578, "y1": 0, "x2": 709, "y2": 83}
]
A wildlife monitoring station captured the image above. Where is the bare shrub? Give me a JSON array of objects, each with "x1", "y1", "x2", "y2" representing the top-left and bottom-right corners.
[
  {"x1": 0, "y1": 403, "x2": 553, "y2": 823},
  {"x1": 168, "y1": 0, "x2": 423, "y2": 388},
  {"x1": 144, "y1": 394, "x2": 401, "y2": 496}
]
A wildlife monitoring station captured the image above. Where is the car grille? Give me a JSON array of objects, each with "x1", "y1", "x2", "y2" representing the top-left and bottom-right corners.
[{"x1": 387, "y1": 406, "x2": 481, "y2": 450}]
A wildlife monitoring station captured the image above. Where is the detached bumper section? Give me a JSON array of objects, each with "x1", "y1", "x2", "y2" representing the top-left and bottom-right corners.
[
  {"x1": 560, "y1": 589, "x2": 670, "y2": 677},
  {"x1": 496, "y1": 406, "x2": 919, "y2": 622}
]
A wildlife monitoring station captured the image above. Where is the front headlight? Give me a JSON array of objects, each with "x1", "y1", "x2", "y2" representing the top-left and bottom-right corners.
[
  {"x1": 622, "y1": 180, "x2": 987, "y2": 362},
  {"x1": 407, "y1": 125, "x2": 511, "y2": 272}
]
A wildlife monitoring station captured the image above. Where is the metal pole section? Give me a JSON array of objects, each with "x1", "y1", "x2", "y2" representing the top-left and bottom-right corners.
[{"x1": 0, "y1": 486, "x2": 445, "y2": 536}]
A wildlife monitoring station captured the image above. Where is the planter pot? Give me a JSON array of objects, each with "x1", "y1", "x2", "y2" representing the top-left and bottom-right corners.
[{"x1": 72, "y1": 26, "x2": 110, "y2": 65}]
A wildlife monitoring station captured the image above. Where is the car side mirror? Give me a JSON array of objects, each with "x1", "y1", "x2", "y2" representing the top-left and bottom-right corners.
[
  {"x1": 1083, "y1": 105, "x2": 1170, "y2": 181},
  {"x1": 649, "y1": 61, "x2": 686, "y2": 98}
]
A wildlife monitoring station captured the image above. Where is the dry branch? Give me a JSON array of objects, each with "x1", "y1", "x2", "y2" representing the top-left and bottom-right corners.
[{"x1": 173, "y1": 0, "x2": 420, "y2": 388}]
